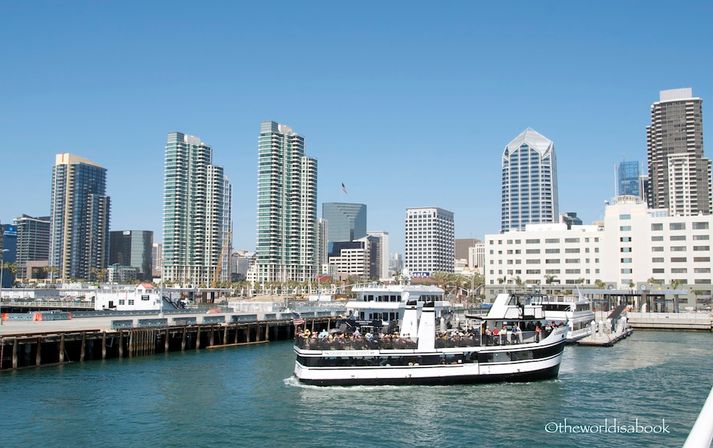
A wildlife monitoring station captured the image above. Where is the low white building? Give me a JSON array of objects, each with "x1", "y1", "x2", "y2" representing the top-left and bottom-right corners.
[
  {"x1": 95, "y1": 283, "x2": 161, "y2": 311},
  {"x1": 328, "y1": 240, "x2": 370, "y2": 279},
  {"x1": 485, "y1": 196, "x2": 713, "y2": 293}
]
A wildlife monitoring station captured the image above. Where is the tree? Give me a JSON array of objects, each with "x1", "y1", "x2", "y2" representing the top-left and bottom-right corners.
[
  {"x1": 514, "y1": 276, "x2": 523, "y2": 286},
  {"x1": 545, "y1": 275, "x2": 557, "y2": 285},
  {"x1": 594, "y1": 279, "x2": 606, "y2": 289}
]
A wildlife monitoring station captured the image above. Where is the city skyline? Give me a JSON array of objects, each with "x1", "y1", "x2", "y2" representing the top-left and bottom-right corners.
[{"x1": 2, "y1": 2, "x2": 713, "y2": 254}]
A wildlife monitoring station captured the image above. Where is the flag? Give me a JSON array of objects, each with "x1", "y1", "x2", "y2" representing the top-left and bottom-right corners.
[
  {"x1": 293, "y1": 317, "x2": 305, "y2": 326},
  {"x1": 341, "y1": 182, "x2": 348, "y2": 194}
]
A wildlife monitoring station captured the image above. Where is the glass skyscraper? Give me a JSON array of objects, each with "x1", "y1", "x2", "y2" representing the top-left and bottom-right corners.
[
  {"x1": 501, "y1": 128, "x2": 558, "y2": 232},
  {"x1": 256, "y1": 121, "x2": 317, "y2": 282},
  {"x1": 616, "y1": 161, "x2": 640, "y2": 197},
  {"x1": 49, "y1": 153, "x2": 110, "y2": 281},
  {"x1": 162, "y1": 132, "x2": 232, "y2": 286},
  {"x1": 109, "y1": 230, "x2": 153, "y2": 280},
  {"x1": 322, "y1": 202, "x2": 367, "y2": 244},
  {"x1": 14, "y1": 214, "x2": 50, "y2": 280}
]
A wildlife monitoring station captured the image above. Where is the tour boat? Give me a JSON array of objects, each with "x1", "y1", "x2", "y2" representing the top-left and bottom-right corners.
[
  {"x1": 293, "y1": 292, "x2": 567, "y2": 386},
  {"x1": 539, "y1": 294, "x2": 595, "y2": 343}
]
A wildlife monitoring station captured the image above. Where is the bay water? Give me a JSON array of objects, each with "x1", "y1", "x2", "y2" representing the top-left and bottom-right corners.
[{"x1": 1, "y1": 331, "x2": 711, "y2": 447}]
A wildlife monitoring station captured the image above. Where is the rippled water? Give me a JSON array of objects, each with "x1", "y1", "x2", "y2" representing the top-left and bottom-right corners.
[{"x1": 0, "y1": 331, "x2": 711, "y2": 447}]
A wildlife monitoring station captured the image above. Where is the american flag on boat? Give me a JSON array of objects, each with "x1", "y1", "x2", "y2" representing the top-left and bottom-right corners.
[{"x1": 293, "y1": 316, "x2": 305, "y2": 326}]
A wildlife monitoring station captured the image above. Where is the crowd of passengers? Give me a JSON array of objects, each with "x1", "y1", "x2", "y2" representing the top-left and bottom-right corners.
[{"x1": 295, "y1": 321, "x2": 562, "y2": 350}]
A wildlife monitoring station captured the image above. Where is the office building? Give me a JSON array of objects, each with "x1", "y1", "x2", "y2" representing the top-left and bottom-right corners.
[
  {"x1": 455, "y1": 239, "x2": 479, "y2": 261},
  {"x1": 327, "y1": 240, "x2": 370, "y2": 279},
  {"x1": 152, "y1": 243, "x2": 162, "y2": 278},
  {"x1": 255, "y1": 121, "x2": 318, "y2": 282},
  {"x1": 322, "y1": 202, "x2": 367, "y2": 244},
  {"x1": 616, "y1": 161, "x2": 641, "y2": 197},
  {"x1": 501, "y1": 128, "x2": 558, "y2": 232},
  {"x1": 469, "y1": 242, "x2": 486, "y2": 274},
  {"x1": 404, "y1": 207, "x2": 455, "y2": 275},
  {"x1": 109, "y1": 230, "x2": 153, "y2": 280},
  {"x1": 646, "y1": 88, "x2": 710, "y2": 215},
  {"x1": 14, "y1": 215, "x2": 50, "y2": 280},
  {"x1": 485, "y1": 196, "x2": 713, "y2": 293},
  {"x1": 367, "y1": 231, "x2": 390, "y2": 280},
  {"x1": 162, "y1": 132, "x2": 232, "y2": 286},
  {"x1": 49, "y1": 153, "x2": 111, "y2": 281}
]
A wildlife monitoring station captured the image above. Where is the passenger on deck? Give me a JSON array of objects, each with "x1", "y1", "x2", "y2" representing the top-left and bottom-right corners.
[
  {"x1": 318, "y1": 329, "x2": 329, "y2": 339},
  {"x1": 535, "y1": 323, "x2": 542, "y2": 342},
  {"x1": 501, "y1": 325, "x2": 509, "y2": 344},
  {"x1": 512, "y1": 324, "x2": 522, "y2": 343}
]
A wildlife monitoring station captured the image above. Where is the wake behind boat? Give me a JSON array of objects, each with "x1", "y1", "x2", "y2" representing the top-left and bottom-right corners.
[{"x1": 293, "y1": 289, "x2": 567, "y2": 386}]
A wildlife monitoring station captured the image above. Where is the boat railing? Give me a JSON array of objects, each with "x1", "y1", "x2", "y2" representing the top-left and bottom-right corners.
[{"x1": 294, "y1": 328, "x2": 555, "y2": 351}]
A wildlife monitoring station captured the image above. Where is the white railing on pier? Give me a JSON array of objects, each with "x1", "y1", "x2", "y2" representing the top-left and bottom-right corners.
[{"x1": 683, "y1": 386, "x2": 713, "y2": 448}]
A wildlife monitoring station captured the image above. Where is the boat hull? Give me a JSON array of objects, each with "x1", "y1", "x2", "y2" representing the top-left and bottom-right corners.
[{"x1": 294, "y1": 341, "x2": 564, "y2": 386}]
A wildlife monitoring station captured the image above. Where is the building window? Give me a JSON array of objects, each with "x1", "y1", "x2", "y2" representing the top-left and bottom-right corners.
[
  {"x1": 651, "y1": 223, "x2": 663, "y2": 231},
  {"x1": 670, "y1": 246, "x2": 686, "y2": 252},
  {"x1": 671, "y1": 268, "x2": 687, "y2": 274},
  {"x1": 651, "y1": 236, "x2": 663, "y2": 242},
  {"x1": 565, "y1": 248, "x2": 580, "y2": 253},
  {"x1": 671, "y1": 257, "x2": 687, "y2": 263},
  {"x1": 694, "y1": 268, "x2": 711, "y2": 273},
  {"x1": 619, "y1": 214, "x2": 631, "y2": 220},
  {"x1": 526, "y1": 239, "x2": 540, "y2": 244},
  {"x1": 545, "y1": 238, "x2": 560, "y2": 244},
  {"x1": 670, "y1": 235, "x2": 686, "y2": 241},
  {"x1": 693, "y1": 235, "x2": 709, "y2": 241},
  {"x1": 525, "y1": 249, "x2": 540, "y2": 254},
  {"x1": 620, "y1": 226, "x2": 631, "y2": 231},
  {"x1": 652, "y1": 257, "x2": 664, "y2": 263},
  {"x1": 620, "y1": 237, "x2": 632, "y2": 242},
  {"x1": 652, "y1": 247, "x2": 664, "y2": 252},
  {"x1": 695, "y1": 279, "x2": 712, "y2": 284},
  {"x1": 694, "y1": 257, "x2": 711, "y2": 262},
  {"x1": 693, "y1": 222, "x2": 709, "y2": 230},
  {"x1": 620, "y1": 247, "x2": 632, "y2": 253},
  {"x1": 545, "y1": 259, "x2": 560, "y2": 264},
  {"x1": 693, "y1": 246, "x2": 710, "y2": 252},
  {"x1": 525, "y1": 259, "x2": 539, "y2": 264},
  {"x1": 565, "y1": 259, "x2": 580, "y2": 264},
  {"x1": 545, "y1": 248, "x2": 559, "y2": 254},
  {"x1": 621, "y1": 269, "x2": 633, "y2": 274},
  {"x1": 669, "y1": 223, "x2": 686, "y2": 231},
  {"x1": 621, "y1": 258, "x2": 632, "y2": 263},
  {"x1": 564, "y1": 238, "x2": 580, "y2": 243},
  {"x1": 652, "y1": 268, "x2": 664, "y2": 274}
]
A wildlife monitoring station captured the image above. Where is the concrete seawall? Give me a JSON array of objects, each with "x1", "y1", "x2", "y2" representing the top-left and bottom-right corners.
[{"x1": 627, "y1": 312, "x2": 712, "y2": 331}]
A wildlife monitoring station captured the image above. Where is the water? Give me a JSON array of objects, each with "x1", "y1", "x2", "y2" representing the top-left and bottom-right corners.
[{"x1": 0, "y1": 331, "x2": 711, "y2": 447}]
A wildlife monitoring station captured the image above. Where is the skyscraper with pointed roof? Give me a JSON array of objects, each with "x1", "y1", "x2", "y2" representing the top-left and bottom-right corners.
[{"x1": 501, "y1": 128, "x2": 558, "y2": 232}]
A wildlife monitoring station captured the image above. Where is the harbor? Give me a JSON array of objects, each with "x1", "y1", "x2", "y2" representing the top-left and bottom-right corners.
[{"x1": 0, "y1": 309, "x2": 337, "y2": 370}]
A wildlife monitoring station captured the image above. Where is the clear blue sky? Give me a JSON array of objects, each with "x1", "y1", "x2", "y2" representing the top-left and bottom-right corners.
[{"x1": 2, "y1": 1, "x2": 712, "y2": 253}]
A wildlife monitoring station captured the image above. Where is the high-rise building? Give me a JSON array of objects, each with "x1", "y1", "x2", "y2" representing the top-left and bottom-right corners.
[
  {"x1": 646, "y1": 88, "x2": 710, "y2": 216},
  {"x1": 322, "y1": 202, "x2": 367, "y2": 244},
  {"x1": 14, "y1": 215, "x2": 50, "y2": 280},
  {"x1": 501, "y1": 129, "x2": 558, "y2": 232},
  {"x1": 255, "y1": 121, "x2": 318, "y2": 282},
  {"x1": 616, "y1": 161, "x2": 641, "y2": 197},
  {"x1": 219, "y1": 177, "x2": 233, "y2": 283},
  {"x1": 404, "y1": 207, "x2": 455, "y2": 275},
  {"x1": 49, "y1": 153, "x2": 110, "y2": 281},
  {"x1": 317, "y1": 218, "x2": 328, "y2": 274},
  {"x1": 109, "y1": 230, "x2": 153, "y2": 280},
  {"x1": 151, "y1": 243, "x2": 162, "y2": 278},
  {"x1": 162, "y1": 132, "x2": 231, "y2": 286},
  {"x1": 455, "y1": 239, "x2": 479, "y2": 261},
  {"x1": 366, "y1": 231, "x2": 390, "y2": 280}
]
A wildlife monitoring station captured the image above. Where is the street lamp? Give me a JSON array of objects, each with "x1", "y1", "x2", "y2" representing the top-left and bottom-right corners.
[{"x1": 0, "y1": 248, "x2": 9, "y2": 326}]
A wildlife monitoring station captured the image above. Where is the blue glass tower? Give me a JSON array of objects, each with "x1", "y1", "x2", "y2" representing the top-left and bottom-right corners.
[{"x1": 616, "y1": 161, "x2": 640, "y2": 197}]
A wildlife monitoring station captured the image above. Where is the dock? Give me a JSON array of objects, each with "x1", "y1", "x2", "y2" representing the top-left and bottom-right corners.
[
  {"x1": 577, "y1": 327, "x2": 634, "y2": 347},
  {"x1": 0, "y1": 310, "x2": 336, "y2": 371}
]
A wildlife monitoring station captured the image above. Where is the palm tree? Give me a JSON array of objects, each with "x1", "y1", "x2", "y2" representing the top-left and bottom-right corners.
[
  {"x1": 594, "y1": 279, "x2": 606, "y2": 289},
  {"x1": 545, "y1": 275, "x2": 557, "y2": 285}
]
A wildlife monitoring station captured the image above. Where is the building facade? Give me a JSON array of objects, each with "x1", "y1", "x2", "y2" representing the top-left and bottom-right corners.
[
  {"x1": 109, "y1": 230, "x2": 153, "y2": 280},
  {"x1": 162, "y1": 132, "x2": 231, "y2": 286},
  {"x1": 367, "y1": 231, "x2": 390, "y2": 280},
  {"x1": 404, "y1": 207, "x2": 455, "y2": 275},
  {"x1": 322, "y1": 202, "x2": 367, "y2": 244},
  {"x1": 616, "y1": 161, "x2": 641, "y2": 197},
  {"x1": 14, "y1": 215, "x2": 50, "y2": 280},
  {"x1": 485, "y1": 196, "x2": 713, "y2": 293},
  {"x1": 501, "y1": 128, "x2": 558, "y2": 232},
  {"x1": 49, "y1": 153, "x2": 110, "y2": 281},
  {"x1": 646, "y1": 88, "x2": 710, "y2": 215},
  {"x1": 255, "y1": 121, "x2": 318, "y2": 282},
  {"x1": 151, "y1": 243, "x2": 162, "y2": 278},
  {"x1": 327, "y1": 240, "x2": 370, "y2": 279}
]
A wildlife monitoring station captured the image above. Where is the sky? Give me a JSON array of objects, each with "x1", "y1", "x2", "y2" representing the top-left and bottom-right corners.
[{"x1": 1, "y1": 1, "x2": 712, "y2": 253}]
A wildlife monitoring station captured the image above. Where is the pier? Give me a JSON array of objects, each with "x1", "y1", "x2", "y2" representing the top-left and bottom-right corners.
[{"x1": 0, "y1": 311, "x2": 336, "y2": 371}]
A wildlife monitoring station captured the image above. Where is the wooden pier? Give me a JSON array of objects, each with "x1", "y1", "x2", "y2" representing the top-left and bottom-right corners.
[{"x1": 0, "y1": 316, "x2": 333, "y2": 371}]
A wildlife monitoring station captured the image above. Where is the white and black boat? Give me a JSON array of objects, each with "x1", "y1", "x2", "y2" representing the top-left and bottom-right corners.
[
  {"x1": 540, "y1": 294, "x2": 595, "y2": 343},
  {"x1": 293, "y1": 292, "x2": 567, "y2": 386}
]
